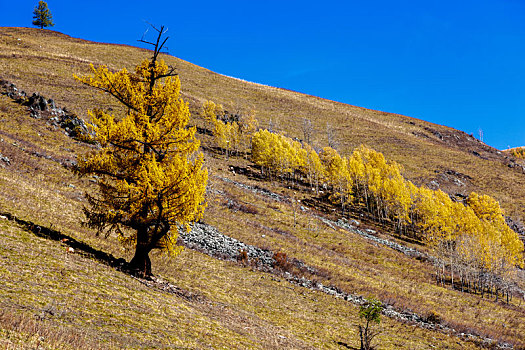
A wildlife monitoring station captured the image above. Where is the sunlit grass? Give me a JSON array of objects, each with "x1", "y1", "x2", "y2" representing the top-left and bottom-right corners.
[{"x1": 0, "y1": 26, "x2": 524, "y2": 349}]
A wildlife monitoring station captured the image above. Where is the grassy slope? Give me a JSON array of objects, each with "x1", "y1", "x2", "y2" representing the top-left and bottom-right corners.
[
  {"x1": 0, "y1": 27, "x2": 524, "y2": 349},
  {"x1": 0, "y1": 100, "x2": 488, "y2": 349},
  {"x1": 2, "y1": 27, "x2": 525, "y2": 217}
]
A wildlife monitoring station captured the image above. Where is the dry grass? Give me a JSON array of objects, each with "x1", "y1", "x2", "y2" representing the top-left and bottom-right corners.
[
  {"x1": 0, "y1": 26, "x2": 524, "y2": 349},
  {"x1": 0, "y1": 97, "x2": 490, "y2": 350},
  {"x1": 0, "y1": 217, "x2": 487, "y2": 349},
  {"x1": 204, "y1": 173, "x2": 525, "y2": 346},
  {"x1": 2, "y1": 27, "x2": 525, "y2": 218}
]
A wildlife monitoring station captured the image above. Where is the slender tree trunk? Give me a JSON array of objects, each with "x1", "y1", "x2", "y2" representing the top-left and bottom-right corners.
[
  {"x1": 451, "y1": 266, "x2": 454, "y2": 289},
  {"x1": 359, "y1": 326, "x2": 365, "y2": 350}
]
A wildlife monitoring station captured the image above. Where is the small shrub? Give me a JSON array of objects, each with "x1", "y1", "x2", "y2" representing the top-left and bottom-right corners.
[
  {"x1": 273, "y1": 251, "x2": 292, "y2": 272},
  {"x1": 423, "y1": 310, "x2": 441, "y2": 324},
  {"x1": 237, "y1": 249, "x2": 248, "y2": 264}
]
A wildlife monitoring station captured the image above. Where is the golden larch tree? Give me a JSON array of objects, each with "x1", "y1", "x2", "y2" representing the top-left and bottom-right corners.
[{"x1": 74, "y1": 28, "x2": 208, "y2": 277}]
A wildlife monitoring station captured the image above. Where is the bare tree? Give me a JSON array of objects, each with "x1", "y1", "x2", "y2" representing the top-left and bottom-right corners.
[
  {"x1": 302, "y1": 117, "x2": 313, "y2": 144},
  {"x1": 327, "y1": 123, "x2": 337, "y2": 149},
  {"x1": 478, "y1": 128, "x2": 484, "y2": 142}
]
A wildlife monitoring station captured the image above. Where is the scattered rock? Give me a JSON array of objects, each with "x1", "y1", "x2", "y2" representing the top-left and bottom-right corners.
[
  {"x1": 349, "y1": 219, "x2": 360, "y2": 226},
  {"x1": 179, "y1": 222, "x2": 275, "y2": 267},
  {"x1": 0, "y1": 153, "x2": 10, "y2": 165},
  {"x1": 425, "y1": 127, "x2": 444, "y2": 140},
  {"x1": 0, "y1": 79, "x2": 92, "y2": 141},
  {"x1": 470, "y1": 150, "x2": 488, "y2": 160},
  {"x1": 429, "y1": 169, "x2": 472, "y2": 190},
  {"x1": 429, "y1": 180, "x2": 439, "y2": 189},
  {"x1": 505, "y1": 216, "x2": 525, "y2": 238},
  {"x1": 332, "y1": 218, "x2": 430, "y2": 261}
]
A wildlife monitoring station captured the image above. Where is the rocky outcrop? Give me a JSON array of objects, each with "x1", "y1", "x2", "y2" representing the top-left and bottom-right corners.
[
  {"x1": 506, "y1": 216, "x2": 525, "y2": 241},
  {"x1": 332, "y1": 218, "x2": 432, "y2": 260},
  {"x1": 0, "y1": 79, "x2": 91, "y2": 140},
  {"x1": 217, "y1": 175, "x2": 288, "y2": 202}
]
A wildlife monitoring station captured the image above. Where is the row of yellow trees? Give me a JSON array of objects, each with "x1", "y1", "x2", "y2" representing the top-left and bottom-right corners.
[{"x1": 248, "y1": 126, "x2": 523, "y2": 299}]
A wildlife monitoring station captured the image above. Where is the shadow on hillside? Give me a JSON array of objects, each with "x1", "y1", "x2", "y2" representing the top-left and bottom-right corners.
[
  {"x1": 335, "y1": 341, "x2": 358, "y2": 349},
  {"x1": 301, "y1": 195, "x2": 425, "y2": 247},
  {"x1": 0, "y1": 211, "x2": 126, "y2": 269},
  {"x1": 228, "y1": 165, "x2": 266, "y2": 181},
  {"x1": 1, "y1": 211, "x2": 206, "y2": 301}
]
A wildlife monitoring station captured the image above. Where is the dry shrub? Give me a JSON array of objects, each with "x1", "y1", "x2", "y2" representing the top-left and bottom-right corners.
[
  {"x1": 238, "y1": 203, "x2": 259, "y2": 215},
  {"x1": 237, "y1": 249, "x2": 249, "y2": 264},
  {"x1": 423, "y1": 310, "x2": 441, "y2": 324},
  {"x1": 273, "y1": 251, "x2": 292, "y2": 272}
]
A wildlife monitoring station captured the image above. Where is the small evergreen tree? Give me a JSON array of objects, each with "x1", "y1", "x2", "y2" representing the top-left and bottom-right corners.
[
  {"x1": 32, "y1": 1, "x2": 54, "y2": 29},
  {"x1": 358, "y1": 297, "x2": 383, "y2": 350}
]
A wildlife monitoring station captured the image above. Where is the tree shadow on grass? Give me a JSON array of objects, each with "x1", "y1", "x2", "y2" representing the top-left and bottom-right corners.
[
  {"x1": 0, "y1": 211, "x2": 203, "y2": 301},
  {"x1": 335, "y1": 340, "x2": 358, "y2": 349},
  {"x1": 1, "y1": 211, "x2": 126, "y2": 269}
]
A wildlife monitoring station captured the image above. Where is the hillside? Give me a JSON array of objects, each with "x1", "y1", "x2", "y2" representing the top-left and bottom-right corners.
[
  {"x1": 0, "y1": 27, "x2": 524, "y2": 349},
  {"x1": 2, "y1": 28, "x2": 525, "y2": 219}
]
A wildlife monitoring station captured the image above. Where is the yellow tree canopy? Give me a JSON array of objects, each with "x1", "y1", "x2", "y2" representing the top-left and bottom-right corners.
[
  {"x1": 74, "y1": 33, "x2": 207, "y2": 276},
  {"x1": 467, "y1": 192, "x2": 523, "y2": 268},
  {"x1": 319, "y1": 146, "x2": 345, "y2": 186},
  {"x1": 252, "y1": 129, "x2": 274, "y2": 171},
  {"x1": 202, "y1": 100, "x2": 222, "y2": 128},
  {"x1": 304, "y1": 144, "x2": 325, "y2": 184}
]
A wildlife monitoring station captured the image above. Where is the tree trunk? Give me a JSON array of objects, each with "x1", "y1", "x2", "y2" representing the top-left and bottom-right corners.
[
  {"x1": 128, "y1": 227, "x2": 152, "y2": 277},
  {"x1": 129, "y1": 244, "x2": 152, "y2": 277},
  {"x1": 359, "y1": 325, "x2": 365, "y2": 350}
]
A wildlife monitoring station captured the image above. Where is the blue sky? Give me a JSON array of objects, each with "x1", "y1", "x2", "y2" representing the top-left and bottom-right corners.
[{"x1": 3, "y1": 0, "x2": 525, "y2": 149}]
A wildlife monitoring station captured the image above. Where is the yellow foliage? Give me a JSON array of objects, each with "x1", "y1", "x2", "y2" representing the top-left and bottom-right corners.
[
  {"x1": 239, "y1": 111, "x2": 259, "y2": 153},
  {"x1": 205, "y1": 101, "x2": 254, "y2": 156},
  {"x1": 320, "y1": 147, "x2": 353, "y2": 209},
  {"x1": 202, "y1": 100, "x2": 222, "y2": 127},
  {"x1": 467, "y1": 192, "x2": 524, "y2": 268},
  {"x1": 467, "y1": 192, "x2": 506, "y2": 226},
  {"x1": 304, "y1": 143, "x2": 324, "y2": 192},
  {"x1": 252, "y1": 129, "x2": 304, "y2": 176},
  {"x1": 249, "y1": 129, "x2": 524, "y2": 271},
  {"x1": 74, "y1": 51, "x2": 208, "y2": 273},
  {"x1": 509, "y1": 147, "x2": 525, "y2": 159}
]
